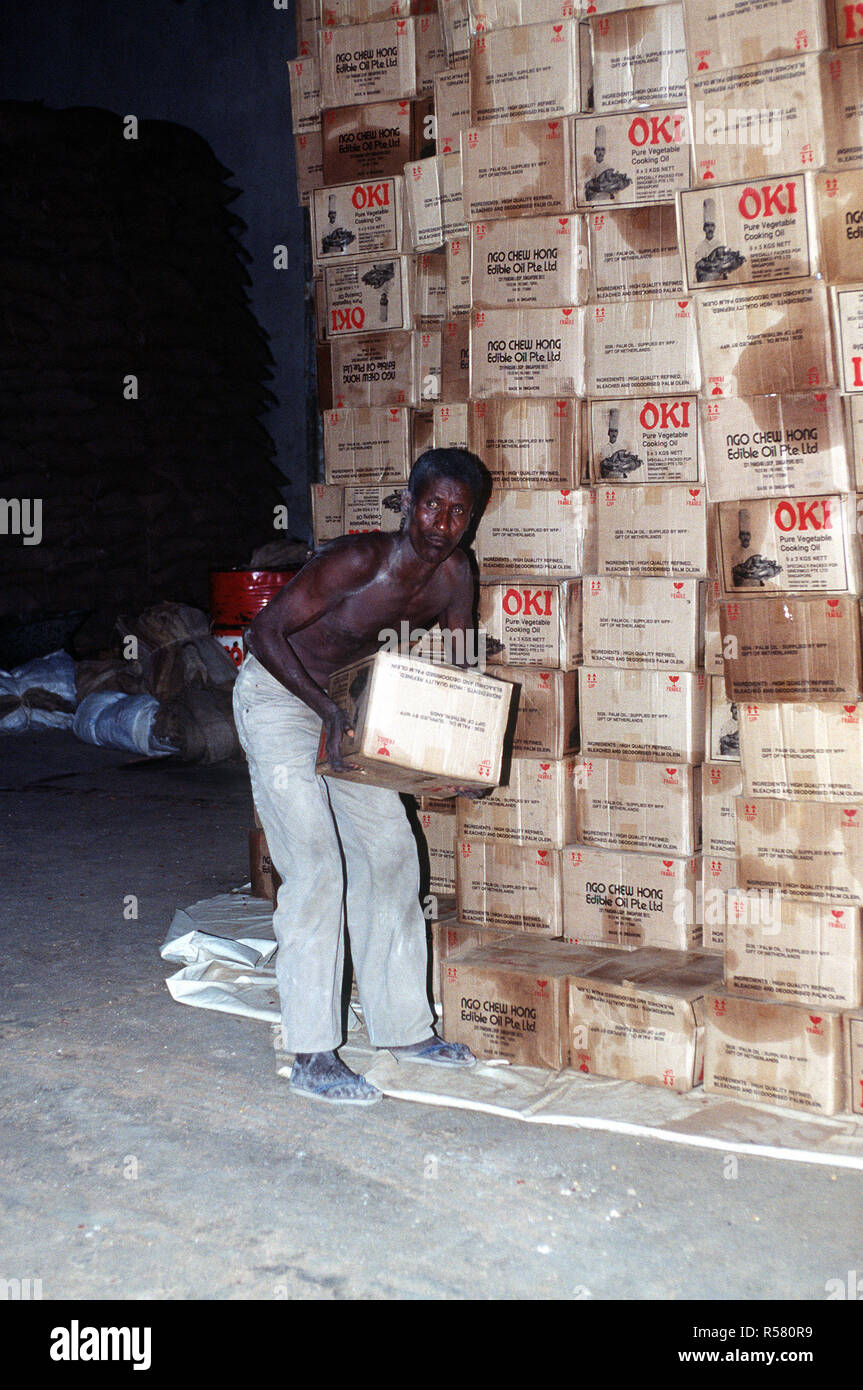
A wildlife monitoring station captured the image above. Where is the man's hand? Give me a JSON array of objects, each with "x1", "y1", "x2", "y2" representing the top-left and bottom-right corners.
[{"x1": 323, "y1": 706, "x2": 357, "y2": 772}]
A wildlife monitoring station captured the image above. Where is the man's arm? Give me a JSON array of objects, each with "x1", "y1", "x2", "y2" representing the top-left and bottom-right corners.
[{"x1": 244, "y1": 542, "x2": 379, "y2": 769}]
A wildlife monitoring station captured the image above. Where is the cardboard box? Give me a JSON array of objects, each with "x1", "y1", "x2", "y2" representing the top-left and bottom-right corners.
[
  {"x1": 563, "y1": 847, "x2": 702, "y2": 951},
  {"x1": 736, "y1": 796, "x2": 863, "y2": 905},
  {"x1": 456, "y1": 840, "x2": 564, "y2": 936},
  {"x1": 848, "y1": 394, "x2": 863, "y2": 488},
  {"x1": 687, "y1": 54, "x2": 826, "y2": 185},
  {"x1": 415, "y1": 326, "x2": 442, "y2": 402},
  {"x1": 319, "y1": 0, "x2": 411, "y2": 22},
  {"x1": 715, "y1": 493, "x2": 860, "y2": 599},
  {"x1": 589, "y1": 204, "x2": 683, "y2": 303},
  {"x1": 310, "y1": 274, "x2": 326, "y2": 341},
  {"x1": 470, "y1": 18, "x2": 582, "y2": 126},
  {"x1": 738, "y1": 700, "x2": 863, "y2": 802},
  {"x1": 404, "y1": 152, "x2": 469, "y2": 250},
  {"x1": 585, "y1": 297, "x2": 700, "y2": 397},
  {"x1": 494, "y1": 665, "x2": 579, "y2": 760},
  {"x1": 816, "y1": 170, "x2": 863, "y2": 284},
  {"x1": 719, "y1": 595, "x2": 863, "y2": 702},
  {"x1": 440, "y1": 0, "x2": 471, "y2": 63},
  {"x1": 582, "y1": 576, "x2": 705, "y2": 670},
  {"x1": 468, "y1": 397, "x2": 580, "y2": 488},
  {"x1": 324, "y1": 254, "x2": 413, "y2": 336},
  {"x1": 249, "y1": 827, "x2": 282, "y2": 902},
  {"x1": 296, "y1": 0, "x2": 322, "y2": 56},
  {"x1": 846, "y1": 1006, "x2": 863, "y2": 1115},
  {"x1": 678, "y1": 174, "x2": 820, "y2": 293},
  {"x1": 461, "y1": 116, "x2": 575, "y2": 221},
  {"x1": 698, "y1": 391, "x2": 851, "y2": 502},
  {"x1": 318, "y1": 18, "x2": 419, "y2": 108},
  {"x1": 329, "y1": 330, "x2": 415, "y2": 407},
  {"x1": 832, "y1": 284, "x2": 863, "y2": 393},
  {"x1": 593, "y1": 484, "x2": 708, "y2": 578},
  {"x1": 479, "y1": 578, "x2": 582, "y2": 669},
  {"x1": 430, "y1": 917, "x2": 510, "y2": 1005},
  {"x1": 311, "y1": 175, "x2": 405, "y2": 267},
  {"x1": 457, "y1": 756, "x2": 578, "y2": 848},
  {"x1": 589, "y1": 4, "x2": 688, "y2": 114},
  {"x1": 295, "y1": 130, "x2": 325, "y2": 208},
  {"x1": 579, "y1": 667, "x2": 707, "y2": 764},
  {"x1": 322, "y1": 405, "x2": 410, "y2": 484},
  {"x1": 569, "y1": 948, "x2": 724, "y2": 1091},
  {"x1": 445, "y1": 234, "x2": 472, "y2": 314},
  {"x1": 832, "y1": 0, "x2": 863, "y2": 46},
  {"x1": 313, "y1": 274, "x2": 328, "y2": 342},
  {"x1": 703, "y1": 761, "x2": 743, "y2": 857},
  {"x1": 470, "y1": 214, "x2": 588, "y2": 310},
  {"x1": 418, "y1": 806, "x2": 457, "y2": 895},
  {"x1": 467, "y1": 0, "x2": 586, "y2": 31},
  {"x1": 821, "y1": 46, "x2": 863, "y2": 169},
  {"x1": 589, "y1": 395, "x2": 699, "y2": 484},
  {"x1": 433, "y1": 63, "x2": 470, "y2": 152},
  {"x1": 321, "y1": 98, "x2": 419, "y2": 184},
  {"x1": 701, "y1": 853, "x2": 739, "y2": 951},
  {"x1": 703, "y1": 578, "x2": 725, "y2": 677},
  {"x1": 706, "y1": 674, "x2": 741, "y2": 763},
  {"x1": 473, "y1": 487, "x2": 588, "y2": 577},
  {"x1": 574, "y1": 108, "x2": 691, "y2": 210},
  {"x1": 415, "y1": 10, "x2": 449, "y2": 96},
  {"x1": 317, "y1": 653, "x2": 515, "y2": 792},
  {"x1": 343, "y1": 483, "x2": 405, "y2": 533},
  {"x1": 310, "y1": 482, "x2": 345, "y2": 544},
  {"x1": 704, "y1": 992, "x2": 846, "y2": 1114},
  {"x1": 470, "y1": 306, "x2": 584, "y2": 398},
  {"x1": 429, "y1": 400, "x2": 469, "y2": 449},
  {"x1": 695, "y1": 280, "x2": 836, "y2": 398},
  {"x1": 441, "y1": 937, "x2": 604, "y2": 1067},
  {"x1": 682, "y1": 0, "x2": 828, "y2": 74},
  {"x1": 725, "y1": 900, "x2": 863, "y2": 1011},
  {"x1": 439, "y1": 317, "x2": 470, "y2": 400},
  {"x1": 575, "y1": 757, "x2": 701, "y2": 857},
  {"x1": 288, "y1": 56, "x2": 322, "y2": 134},
  {"x1": 412, "y1": 251, "x2": 448, "y2": 325},
  {"x1": 403, "y1": 621, "x2": 470, "y2": 668}
]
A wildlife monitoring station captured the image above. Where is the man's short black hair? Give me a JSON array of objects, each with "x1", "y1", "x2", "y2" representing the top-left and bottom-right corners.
[{"x1": 407, "y1": 447, "x2": 488, "y2": 509}]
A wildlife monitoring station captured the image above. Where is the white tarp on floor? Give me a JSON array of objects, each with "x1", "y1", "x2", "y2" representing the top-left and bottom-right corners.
[{"x1": 162, "y1": 889, "x2": 863, "y2": 1169}]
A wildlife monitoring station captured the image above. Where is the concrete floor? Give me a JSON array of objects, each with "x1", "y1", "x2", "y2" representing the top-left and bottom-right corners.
[{"x1": 1, "y1": 729, "x2": 862, "y2": 1305}]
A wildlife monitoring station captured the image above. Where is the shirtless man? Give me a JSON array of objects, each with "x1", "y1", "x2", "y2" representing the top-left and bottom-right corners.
[{"x1": 233, "y1": 448, "x2": 489, "y2": 1105}]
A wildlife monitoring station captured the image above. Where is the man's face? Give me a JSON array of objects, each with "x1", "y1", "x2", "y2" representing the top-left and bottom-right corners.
[
  {"x1": 402, "y1": 476, "x2": 474, "y2": 564},
  {"x1": 595, "y1": 143, "x2": 605, "y2": 163},
  {"x1": 738, "y1": 528, "x2": 751, "y2": 548},
  {"x1": 703, "y1": 221, "x2": 716, "y2": 241},
  {"x1": 608, "y1": 426, "x2": 618, "y2": 444}
]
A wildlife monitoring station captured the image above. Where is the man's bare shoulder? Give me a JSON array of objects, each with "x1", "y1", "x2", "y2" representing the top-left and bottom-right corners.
[
  {"x1": 445, "y1": 545, "x2": 471, "y2": 575},
  {"x1": 307, "y1": 531, "x2": 396, "y2": 584}
]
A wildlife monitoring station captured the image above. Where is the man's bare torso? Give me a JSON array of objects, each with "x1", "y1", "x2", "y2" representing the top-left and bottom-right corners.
[{"x1": 264, "y1": 532, "x2": 468, "y2": 689}]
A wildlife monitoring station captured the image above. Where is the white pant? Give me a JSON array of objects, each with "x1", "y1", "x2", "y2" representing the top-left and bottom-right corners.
[{"x1": 233, "y1": 655, "x2": 434, "y2": 1053}]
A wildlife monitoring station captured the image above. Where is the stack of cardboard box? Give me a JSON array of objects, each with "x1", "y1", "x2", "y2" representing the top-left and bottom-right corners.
[
  {"x1": 679, "y1": 0, "x2": 863, "y2": 1116},
  {"x1": 284, "y1": 0, "x2": 863, "y2": 1110}
]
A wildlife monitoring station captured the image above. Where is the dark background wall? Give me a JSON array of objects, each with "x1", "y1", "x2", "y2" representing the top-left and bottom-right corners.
[{"x1": 0, "y1": 0, "x2": 312, "y2": 540}]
